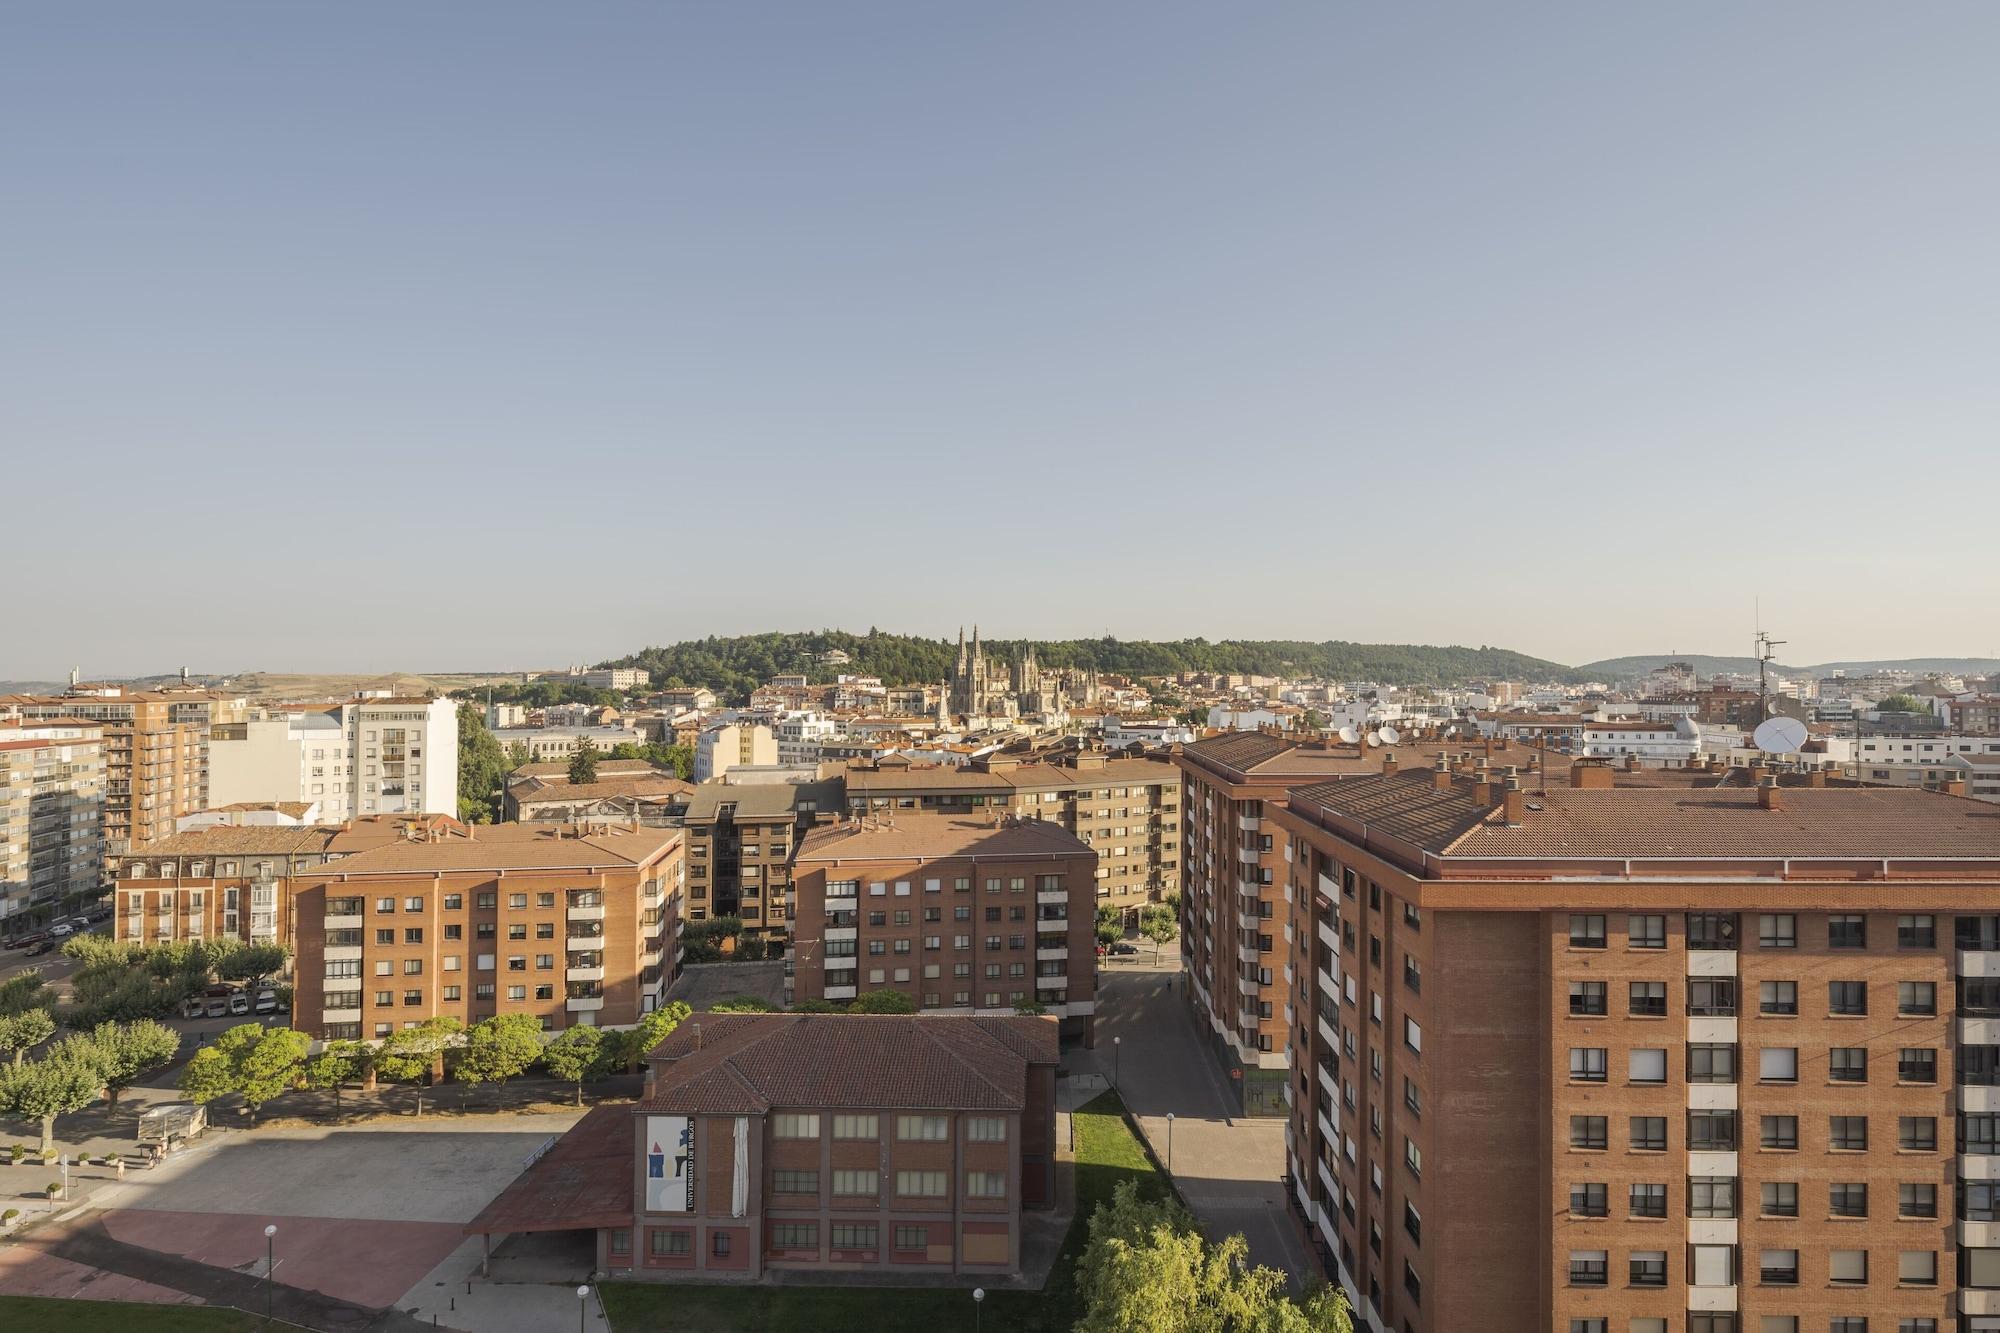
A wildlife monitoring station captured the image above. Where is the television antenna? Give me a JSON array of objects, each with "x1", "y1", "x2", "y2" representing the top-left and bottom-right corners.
[{"x1": 1754, "y1": 629, "x2": 1787, "y2": 723}]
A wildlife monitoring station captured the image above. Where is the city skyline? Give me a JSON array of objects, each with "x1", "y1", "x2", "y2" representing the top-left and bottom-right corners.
[{"x1": 9, "y1": 3, "x2": 1998, "y2": 672}]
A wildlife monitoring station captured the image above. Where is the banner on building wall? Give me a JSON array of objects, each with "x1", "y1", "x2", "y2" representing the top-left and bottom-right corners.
[
  {"x1": 731, "y1": 1116, "x2": 748, "y2": 1218},
  {"x1": 645, "y1": 1115, "x2": 695, "y2": 1213}
]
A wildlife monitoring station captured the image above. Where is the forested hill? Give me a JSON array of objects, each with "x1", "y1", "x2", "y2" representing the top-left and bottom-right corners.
[{"x1": 604, "y1": 631, "x2": 1577, "y2": 703}]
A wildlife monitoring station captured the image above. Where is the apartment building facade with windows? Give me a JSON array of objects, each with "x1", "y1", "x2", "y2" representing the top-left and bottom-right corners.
[
  {"x1": 1266, "y1": 760, "x2": 2000, "y2": 1333},
  {"x1": 680, "y1": 780, "x2": 842, "y2": 935},
  {"x1": 6, "y1": 690, "x2": 217, "y2": 858},
  {"x1": 465, "y1": 1012, "x2": 1059, "y2": 1282},
  {"x1": 789, "y1": 814, "x2": 1099, "y2": 1043},
  {"x1": 0, "y1": 720, "x2": 105, "y2": 922},
  {"x1": 285, "y1": 822, "x2": 685, "y2": 1040},
  {"x1": 843, "y1": 751, "x2": 1182, "y2": 914}
]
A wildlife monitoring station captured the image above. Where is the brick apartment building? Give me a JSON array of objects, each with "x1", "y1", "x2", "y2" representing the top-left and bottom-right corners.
[
  {"x1": 275, "y1": 821, "x2": 685, "y2": 1039},
  {"x1": 466, "y1": 1012, "x2": 1059, "y2": 1281},
  {"x1": 843, "y1": 749, "x2": 1183, "y2": 915},
  {"x1": 1266, "y1": 756, "x2": 2000, "y2": 1333},
  {"x1": 5, "y1": 689, "x2": 220, "y2": 858},
  {"x1": 789, "y1": 813, "x2": 1099, "y2": 1043},
  {"x1": 679, "y1": 780, "x2": 842, "y2": 936},
  {"x1": 0, "y1": 719, "x2": 105, "y2": 924}
]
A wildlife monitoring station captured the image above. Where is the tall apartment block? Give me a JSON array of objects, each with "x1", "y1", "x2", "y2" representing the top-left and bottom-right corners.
[
  {"x1": 272, "y1": 821, "x2": 683, "y2": 1038},
  {"x1": 789, "y1": 813, "x2": 1099, "y2": 1043},
  {"x1": 844, "y1": 750, "x2": 1183, "y2": 915},
  {"x1": 5, "y1": 688, "x2": 219, "y2": 858},
  {"x1": 0, "y1": 719, "x2": 105, "y2": 922},
  {"x1": 1266, "y1": 755, "x2": 2000, "y2": 1333},
  {"x1": 679, "y1": 780, "x2": 842, "y2": 936},
  {"x1": 207, "y1": 696, "x2": 459, "y2": 823}
]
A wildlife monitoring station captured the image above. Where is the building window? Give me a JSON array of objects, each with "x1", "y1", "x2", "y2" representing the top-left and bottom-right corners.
[
  {"x1": 1628, "y1": 1048, "x2": 1666, "y2": 1084},
  {"x1": 1829, "y1": 980, "x2": 1867, "y2": 1015},
  {"x1": 1627, "y1": 914, "x2": 1665, "y2": 949},
  {"x1": 1759, "y1": 1047, "x2": 1798, "y2": 1083},
  {"x1": 893, "y1": 1226, "x2": 926, "y2": 1250},
  {"x1": 1899, "y1": 1115, "x2": 1936, "y2": 1152},
  {"x1": 1628, "y1": 1250, "x2": 1666, "y2": 1287},
  {"x1": 1829, "y1": 1047, "x2": 1868, "y2": 1083},
  {"x1": 770, "y1": 1223, "x2": 817, "y2": 1251},
  {"x1": 1629, "y1": 1182, "x2": 1666, "y2": 1218},
  {"x1": 1829, "y1": 1115, "x2": 1869, "y2": 1151},
  {"x1": 1899, "y1": 1182, "x2": 1937, "y2": 1218},
  {"x1": 772, "y1": 1114, "x2": 820, "y2": 1139},
  {"x1": 830, "y1": 1224, "x2": 877, "y2": 1251},
  {"x1": 897, "y1": 1115, "x2": 949, "y2": 1141},
  {"x1": 1759, "y1": 980, "x2": 1797, "y2": 1015},
  {"x1": 1568, "y1": 1182, "x2": 1607, "y2": 1217},
  {"x1": 1686, "y1": 913, "x2": 1737, "y2": 950},
  {"x1": 1761, "y1": 1181, "x2": 1798, "y2": 1217},
  {"x1": 832, "y1": 1114, "x2": 878, "y2": 1139},
  {"x1": 1761, "y1": 1115, "x2": 1798, "y2": 1150},
  {"x1": 1630, "y1": 1116, "x2": 1667, "y2": 1152},
  {"x1": 1758, "y1": 913, "x2": 1796, "y2": 948},
  {"x1": 648, "y1": 1230, "x2": 689, "y2": 1257},
  {"x1": 895, "y1": 1170, "x2": 947, "y2": 1198},
  {"x1": 1567, "y1": 1250, "x2": 1607, "y2": 1286},
  {"x1": 1687, "y1": 978, "x2": 1736, "y2": 1017},
  {"x1": 1898, "y1": 913, "x2": 1936, "y2": 948},
  {"x1": 1758, "y1": 1248, "x2": 1798, "y2": 1284},
  {"x1": 712, "y1": 1232, "x2": 731, "y2": 1257},
  {"x1": 1829, "y1": 1182, "x2": 1868, "y2": 1217},
  {"x1": 832, "y1": 1169, "x2": 876, "y2": 1197},
  {"x1": 1568, "y1": 981, "x2": 1606, "y2": 1016},
  {"x1": 1897, "y1": 981, "x2": 1936, "y2": 1016},
  {"x1": 966, "y1": 1172, "x2": 1006, "y2": 1199},
  {"x1": 1569, "y1": 1116, "x2": 1607, "y2": 1150},
  {"x1": 771, "y1": 1169, "x2": 818, "y2": 1195},
  {"x1": 1567, "y1": 915, "x2": 1605, "y2": 949},
  {"x1": 608, "y1": 1228, "x2": 631, "y2": 1257},
  {"x1": 1688, "y1": 1110, "x2": 1735, "y2": 1151},
  {"x1": 1628, "y1": 981, "x2": 1666, "y2": 1017},
  {"x1": 1569, "y1": 1048, "x2": 1607, "y2": 1083},
  {"x1": 966, "y1": 1117, "x2": 1007, "y2": 1142},
  {"x1": 1828, "y1": 914, "x2": 1867, "y2": 949},
  {"x1": 1689, "y1": 1176, "x2": 1736, "y2": 1218},
  {"x1": 1827, "y1": 1249, "x2": 1867, "y2": 1285}
]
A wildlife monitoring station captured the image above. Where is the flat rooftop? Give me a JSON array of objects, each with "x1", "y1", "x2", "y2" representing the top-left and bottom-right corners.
[{"x1": 796, "y1": 812, "x2": 1093, "y2": 863}]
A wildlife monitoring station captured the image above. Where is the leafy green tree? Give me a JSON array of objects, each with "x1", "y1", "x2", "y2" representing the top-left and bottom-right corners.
[
  {"x1": 1013, "y1": 999, "x2": 1049, "y2": 1016},
  {"x1": 3, "y1": 1048, "x2": 106, "y2": 1152},
  {"x1": 456, "y1": 703, "x2": 509, "y2": 823},
  {"x1": 709, "y1": 995, "x2": 775, "y2": 1013},
  {"x1": 0, "y1": 972, "x2": 55, "y2": 1017},
  {"x1": 540, "y1": 1026, "x2": 605, "y2": 1106},
  {"x1": 215, "y1": 945, "x2": 289, "y2": 985},
  {"x1": 1096, "y1": 904, "x2": 1124, "y2": 948},
  {"x1": 1077, "y1": 1180, "x2": 1353, "y2": 1333},
  {"x1": 617, "y1": 1001, "x2": 692, "y2": 1070},
  {"x1": 454, "y1": 1014, "x2": 544, "y2": 1093},
  {"x1": 846, "y1": 989, "x2": 916, "y2": 1015},
  {"x1": 567, "y1": 741, "x2": 599, "y2": 785},
  {"x1": 504, "y1": 740, "x2": 534, "y2": 771},
  {"x1": 89, "y1": 1019, "x2": 181, "y2": 1108},
  {"x1": 1139, "y1": 905, "x2": 1179, "y2": 961},
  {"x1": 0, "y1": 1009, "x2": 56, "y2": 1067},
  {"x1": 301, "y1": 1040, "x2": 367, "y2": 1115},
  {"x1": 791, "y1": 999, "x2": 843, "y2": 1014},
  {"x1": 177, "y1": 1023, "x2": 311, "y2": 1123},
  {"x1": 374, "y1": 1016, "x2": 463, "y2": 1085},
  {"x1": 1876, "y1": 693, "x2": 1930, "y2": 714}
]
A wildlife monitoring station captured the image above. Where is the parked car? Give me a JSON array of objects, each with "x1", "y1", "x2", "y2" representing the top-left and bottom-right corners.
[
  {"x1": 86, "y1": 907, "x2": 113, "y2": 922},
  {"x1": 7, "y1": 932, "x2": 46, "y2": 950},
  {"x1": 48, "y1": 922, "x2": 74, "y2": 938},
  {"x1": 204, "y1": 995, "x2": 230, "y2": 1019},
  {"x1": 227, "y1": 991, "x2": 251, "y2": 1016},
  {"x1": 1109, "y1": 941, "x2": 1140, "y2": 955},
  {"x1": 180, "y1": 996, "x2": 206, "y2": 1019},
  {"x1": 26, "y1": 940, "x2": 56, "y2": 957},
  {"x1": 252, "y1": 990, "x2": 277, "y2": 1015}
]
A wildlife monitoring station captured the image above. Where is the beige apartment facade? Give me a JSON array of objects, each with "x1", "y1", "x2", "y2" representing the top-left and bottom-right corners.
[
  {"x1": 0, "y1": 720, "x2": 106, "y2": 925},
  {"x1": 7, "y1": 689, "x2": 221, "y2": 858}
]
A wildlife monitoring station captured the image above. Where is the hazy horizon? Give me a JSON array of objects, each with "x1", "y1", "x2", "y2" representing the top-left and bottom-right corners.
[{"x1": 8, "y1": 3, "x2": 1997, "y2": 677}]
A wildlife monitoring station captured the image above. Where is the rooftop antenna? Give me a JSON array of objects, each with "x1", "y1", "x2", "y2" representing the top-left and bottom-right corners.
[{"x1": 1754, "y1": 628, "x2": 1786, "y2": 724}]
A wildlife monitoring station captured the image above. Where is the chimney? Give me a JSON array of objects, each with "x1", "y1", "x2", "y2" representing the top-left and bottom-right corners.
[
  {"x1": 1381, "y1": 753, "x2": 1399, "y2": 777},
  {"x1": 1432, "y1": 758, "x2": 1454, "y2": 792},
  {"x1": 1502, "y1": 777, "x2": 1525, "y2": 824},
  {"x1": 1623, "y1": 754, "x2": 1639, "y2": 772},
  {"x1": 1943, "y1": 777, "x2": 1969, "y2": 798},
  {"x1": 466, "y1": 823, "x2": 476, "y2": 839},
  {"x1": 1756, "y1": 774, "x2": 1784, "y2": 811},
  {"x1": 1470, "y1": 777, "x2": 1494, "y2": 806},
  {"x1": 1804, "y1": 770, "x2": 1828, "y2": 789},
  {"x1": 1570, "y1": 761, "x2": 1614, "y2": 791}
]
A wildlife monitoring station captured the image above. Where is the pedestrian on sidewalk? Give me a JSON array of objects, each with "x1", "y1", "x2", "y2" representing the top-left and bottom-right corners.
[{"x1": 115, "y1": 1156, "x2": 126, "y2": 1181}]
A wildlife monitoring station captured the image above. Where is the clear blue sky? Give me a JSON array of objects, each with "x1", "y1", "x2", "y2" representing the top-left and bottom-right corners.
[{"x1": 7, "y1": 3, "x2": 1997, "y2": 678}]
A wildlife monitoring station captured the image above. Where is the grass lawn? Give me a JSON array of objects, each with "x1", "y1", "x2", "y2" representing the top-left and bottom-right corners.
[
  {"x1": 599, "y1": 1089, "x2": 1168, "y2": 1333},
  {"x1": 0, "y1": 1296, "x2": 261, "y2": 1332}
]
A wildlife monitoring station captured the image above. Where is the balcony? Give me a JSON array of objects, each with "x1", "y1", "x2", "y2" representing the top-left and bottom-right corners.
[
  {"x1": 567, "y1": 903, "x2": 606, "y2": 923},
  {"x1": 1036, "y1": 945, "x2": 1068, "y2": 962},
  {"x1": 567, "y1": 965, "x2": 605, "y2": 983},
  {"x1": 825, "y1": 925, "x2": 857, "y2": 942},
  {"x1": 1961, "y1": 950, "x2": 2000, "y2": 978},
  {"x1": 566, "y1": 933, "x2": 603, "y2": 951},
  {"x1": 1317, "y1": 919, "x2": 1338, "y2": 954},
  {"x1": 1036, "y1": 973, "x2": 1069, "y2": 990},
  {"x1": 566, "y1": 995, "x2": 604, "y2": 1013},
  {"x1": 1318, "y1": 1013, "x2": 1338, "y2": 1052},
  {"x1": 825, "y1": 984, "x2": 857, "y2": 1001},
  {"x1": 1317, "y1": 1107, "x2": 1338, "y2": 1150},
  {"x1": 1237, "y1": 912, "x2": 1260, "y2": 934},
  {"x1": 1687, "y1": 949, "x2": 1736, "y2": 978},
  {"x1": 321, "y1": 1007, "x2": 361, "y2": 1024},
  {"x1": 1235, "y1": 878, "x2": 1260, "y2": 900},
  {"x1": 1237, "y1": 847, "x2": 1260, "y2": 866},
  {"x1": 1035, "y1": 916, "x2": 1069, "y2": 933},
  {"x1": 1963, "y1": 1220, "x2": 2000, "y2": 1249},
  {"x1": 1236, "y1": 813, "x2": 1259, "y2": 833},
  {"x1": 1036, "y1": 889, "x2": 1067, "y2": 907},
  {"x1": 1237, "y1": 975, "x2": 1260, "y2": 997},
  {"x1": 324, "y1": 944, "x2": 363, "y2": 962},
  {"x1": 324, "y1": 913, "x2": 362, "y2": 930}
]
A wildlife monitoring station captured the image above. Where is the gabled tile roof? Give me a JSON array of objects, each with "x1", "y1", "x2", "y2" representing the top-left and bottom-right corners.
[{"x1": 638, "y1": 1014, "x2": 1058, "y2": 1116}]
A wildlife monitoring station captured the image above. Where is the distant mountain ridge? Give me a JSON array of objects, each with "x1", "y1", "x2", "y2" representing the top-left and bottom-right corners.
[
  {"x1": 606, "y1": 630, "x2": 1582, "y2": 702},
  {"x1": 1578, "y1": 654, "x2": 2000, "y2": 681}
]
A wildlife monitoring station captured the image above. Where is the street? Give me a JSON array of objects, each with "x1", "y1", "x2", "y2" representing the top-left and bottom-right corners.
[{"x1": 1076, "y1": 943, "x2": 1316, "y2": 1286}]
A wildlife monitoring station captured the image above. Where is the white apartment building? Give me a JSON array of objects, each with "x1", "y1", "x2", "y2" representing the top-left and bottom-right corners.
[
  {"x1": 0, "y1": 719, "x2": 106, "y2": 919},
  {"x1": 579, "y1": 667, "x2": 649, "y2": 691},
  {"x1": 1576, "y1": 718, "x2": 1700, "y2": 763},
  {"x1": 489, "y1": 723, "x2": 643, "y2": 763},
  {"x1": 692, "y1": 722, "x2": 778, "y2": 782},
  {"x1": 207, "y1": 697, "x2": 458, "y2": 822},
  {"x1": 772, "y1": 711, "x2": 840, "y2": 766}
]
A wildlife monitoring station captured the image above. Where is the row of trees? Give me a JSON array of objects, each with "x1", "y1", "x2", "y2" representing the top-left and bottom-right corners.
[
  {"x1": 178, "y1": 1002, "x2": 700, "y2": 1119},
  {"x1": 59, "y1": 936, "x2": 286, "y2": 1028},
  {"x1": 1078, "y1": 1180, "x2": 1352, "y2": 1332},
  {"x1": 0, "y1": 1019, "x2": 180, "y2": 1151},
  {"x1": 562, "y1": 740, "x2": 694, "y2": 785}
]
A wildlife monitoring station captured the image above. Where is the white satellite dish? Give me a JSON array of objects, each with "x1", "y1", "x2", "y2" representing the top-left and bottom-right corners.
[
  {"x1": 1379, "y1": 725, "x2": 1401, "y2": 745},
  {"x1": 1753, "y1": 716, "x2": 1809, "y2": 755},
  {"x1": 1365, "y1": 732, "x2": 1381, "y2": 748},
  {"x1": 1337, "y1": 725, "x2": 1360, "y2": 745}
]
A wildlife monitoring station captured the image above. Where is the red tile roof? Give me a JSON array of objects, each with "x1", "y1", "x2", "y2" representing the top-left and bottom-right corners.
[
  {"x1": 463, "y1": 1103, "x2": 634, "y2": 1235},
  {"x1": 639, "y1": 1014, "x2": 1058, "y2": 1116}
]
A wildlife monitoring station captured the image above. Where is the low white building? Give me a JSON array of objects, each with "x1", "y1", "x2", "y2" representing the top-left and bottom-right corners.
[
  {"x1": 489, "y1": 723, "x2": 643, "y2": 763},
  {"x1": 580, "y1": 667, "x2": 649, "y2": 691},
  {"x1": 1577, "y1": 718, "x2": 1700, "y2": 763}
]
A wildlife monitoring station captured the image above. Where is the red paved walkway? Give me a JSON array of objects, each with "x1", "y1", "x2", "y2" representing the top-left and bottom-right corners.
[{"x1": 100, "y1": 1209, "x2": 467, "y2": 1309}]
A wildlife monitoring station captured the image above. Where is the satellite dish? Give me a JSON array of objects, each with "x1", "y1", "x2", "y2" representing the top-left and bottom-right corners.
[
  {"x1": 1365, "y1": 733, "x2": 1381, "y2": 748},
  {"x1": 1379, "y1": 725, "x2": 1401, "y2": 745},
  {"x1": 1753, "y1": 716, "x2": 1808, "y2": 755},
  {"x1": 1337, "y1": 725, "x2": 1360, "y2": 745}
]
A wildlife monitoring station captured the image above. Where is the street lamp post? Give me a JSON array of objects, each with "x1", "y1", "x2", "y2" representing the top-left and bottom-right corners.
[
  {"x1": 973, "y1": 1286, "x2": 985, "y2": 1333},
  {"x1": 59, "y1": 1154, "x2": 69, "y2": 1202},
  {"x1": 1112, "y1": 1035, "x2": 1120, "y2": 1090},
  {"x1": 264, "y1": 1224, "x2": 277, "y2": 1324},
  {"x1": 1166, "y1": 1112, "x2": 1176, "y2": 1171},
  {"x1": 577, "y1": 1283, "x2": 591, "y2": 1332}
]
